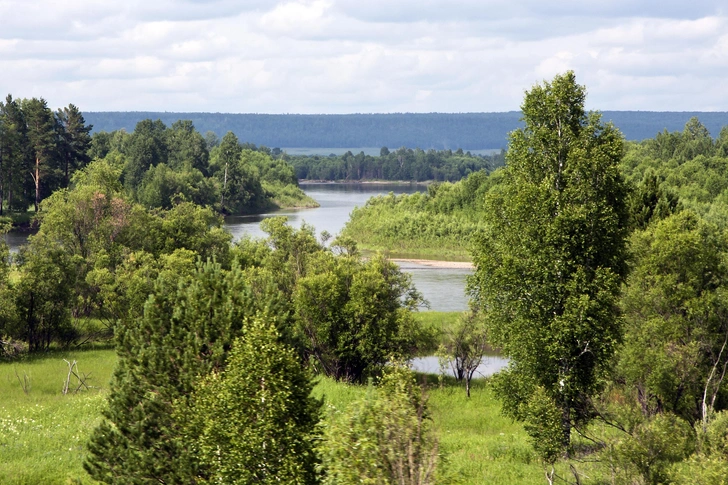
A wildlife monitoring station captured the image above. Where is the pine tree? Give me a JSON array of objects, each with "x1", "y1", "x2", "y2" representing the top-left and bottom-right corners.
[
  {"x1": 22, "y1": 97, "x2": 56, "y2": 212},
  {"x1": 182, "y1": 318, "x2": 321, "y2": 485},
  {"x1": 55, "y1": 103, "x2": 93, "y2": 187},
  {"x1": 84, "y1": 261, "x2": 263, "y2": 484},
  {"x1": 0, "y1": 95, "x2": 29, "y2": 214}
]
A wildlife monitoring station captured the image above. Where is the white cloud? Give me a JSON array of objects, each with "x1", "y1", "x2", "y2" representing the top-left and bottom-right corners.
[{"x1": 0, "y1": 1, "x2": 726, "y2": 112}]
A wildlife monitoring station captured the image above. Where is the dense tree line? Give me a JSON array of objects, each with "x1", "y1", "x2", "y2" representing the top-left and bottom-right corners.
[
  {"x1": 289, "y1": 147, "x2": 504, "y2": 182},
  {"x1": 85, "y1": 111, "x2": 728, "y2": 150},
  {"x1": 0, "y1": 95, "x2": 92, "y2": 214},
  {"x1": 90, "y1": 121, "x2": 316, "y2": 214},
  {"x1": 0, "y1": 95, "x2": 315, "y2": 218}
]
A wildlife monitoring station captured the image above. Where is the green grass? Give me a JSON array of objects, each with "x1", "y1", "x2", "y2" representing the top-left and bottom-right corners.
[
  {"x1": 359, "y1": 243, "x2": 472, "y2": 262},
  {"x1": 263, "y1": 181, "x2": 320, "y2": 209},
  {"x1": 428, "y1": 379, "x2": 543, "y2": 484},
  {"x1": 0, "y1": 345, "x2": 600, "y2": 485},
  {"x1": 0, "y1": 349, "x2": 117, "y2": 485},
  {"x1": 314, "y1": 374, "x2": 545, "y2": 484}
]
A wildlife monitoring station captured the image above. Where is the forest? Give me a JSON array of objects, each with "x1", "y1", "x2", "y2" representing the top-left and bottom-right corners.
[
  {"x1": 3, "y1": 72, "x2": 728, "y2": 485},
  {"x1": 344, "y1": 115, "x2": 728, "y2": 260},
  {"x1": 85, "y1": 110, "x2": 728, "y2": 151},
  {"x1": 289, "y1": 147, "x2": 504, "y2": 182},
  {"x1": 0, "y1": 95, "x2": 315, "y2": 222}
]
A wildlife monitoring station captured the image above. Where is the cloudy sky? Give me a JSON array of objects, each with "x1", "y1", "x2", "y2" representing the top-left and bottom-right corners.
[{"x1": 1, "y1": 1, "x2": 726, "y2": 113}]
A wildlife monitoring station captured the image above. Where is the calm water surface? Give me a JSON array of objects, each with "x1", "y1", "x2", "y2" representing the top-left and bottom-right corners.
[
  {"x1": 226, "y1": 183, "x2": 471, "y2": 312},
  {"x1": 410, "y1": 355, "x2": 509, "y2": 378}
]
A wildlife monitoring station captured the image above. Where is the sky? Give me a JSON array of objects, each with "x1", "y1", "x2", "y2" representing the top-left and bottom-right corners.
[{"x1": 1, "y1": 1, "x2": 726, "y2": 114}]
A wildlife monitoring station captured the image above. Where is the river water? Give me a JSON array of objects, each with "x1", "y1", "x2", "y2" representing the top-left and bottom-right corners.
[
  {"x1": 228, "y1": 183, "x2": 506, "y2": 377},
  {"x1": 226, "y1": 183, "x2": 472, "y2": 313},
  {"x1": 4, "y1": 184, "x2": 471, "y2": 312}
]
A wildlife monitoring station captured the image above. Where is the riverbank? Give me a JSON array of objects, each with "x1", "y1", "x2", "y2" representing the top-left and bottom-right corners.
[
  {"x1": 390, "y1": 258, "x2": 473, "y2": 269},
  {"x1": 0, "y1": 212, "x2": 37, "y2": 231},
  {"x1": 357, "y1": 242, "x2": 472, "y2": 263}
]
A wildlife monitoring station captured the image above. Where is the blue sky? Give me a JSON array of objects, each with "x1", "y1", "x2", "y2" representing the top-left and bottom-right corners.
[{"x1": 1, "y1": 0, "x2": 726, "y2": 113}]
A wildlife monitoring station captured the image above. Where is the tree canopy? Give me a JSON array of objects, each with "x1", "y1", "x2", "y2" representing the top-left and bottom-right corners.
[{"x1": 468, "y1": 71, "x2": 630, "y2": 458}]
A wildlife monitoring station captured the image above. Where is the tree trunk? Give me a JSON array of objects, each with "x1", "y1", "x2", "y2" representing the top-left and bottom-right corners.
[
  {"x1": 7, "y1": 164, "x2": 12, "y2": 212},
  {"x1": 65, "y1": 152, "x2": 70, "y2": 188},
  {"x1": 220, "y1": 162, "x2": 228, "y2": 208},
  {"x1": 562, "y1": 406, "x2": 571, "y2": 453},
  {"x1": 34, "y1": 156, "x2": 40, "y2": 212}
]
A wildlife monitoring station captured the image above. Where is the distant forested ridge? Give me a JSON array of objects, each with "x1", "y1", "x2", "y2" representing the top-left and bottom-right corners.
[{"x1": 85, "y1": 111, "x2": 728, "y2": 150}]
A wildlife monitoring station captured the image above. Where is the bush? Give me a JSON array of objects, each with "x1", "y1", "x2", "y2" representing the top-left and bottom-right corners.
[{"x1": 319, "y1": 363, "x2": 442, "y2": 485}]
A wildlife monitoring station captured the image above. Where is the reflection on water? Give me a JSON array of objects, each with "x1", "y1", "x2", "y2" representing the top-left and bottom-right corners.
[
  {"x1": 395, "y1": 260, "x2": 471, "y2": 312},
  {"x1": 3, "y1": 231, "x2": 31, "y2": 254},
  {"x1": 410, "y1": 355, "x2": 509, "y2": 377},
  {"x1": 225, "y1": 183, "x2": 423, "y2": 241}
]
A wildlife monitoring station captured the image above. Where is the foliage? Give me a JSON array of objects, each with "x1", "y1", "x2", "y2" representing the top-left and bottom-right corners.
[
  {"x1": 136, "y1": 163, "x2": 217, "y2": 209},
  {"x1": 618, "y1": 210, "x2": 728, "y2": 424},
  {"x1": 234, "y1": 217, "x2": 427, "y2": 382},
  {"x1": 11, "y1": 234, "x2": 76, "y2": 351},
  {"x1": 180, "y1": 318, "x2": 321, "y2": 485},
  {"x1": 602, "y1": 413, "x2": 694, "y2": 485},
  {"x1": 342, "y1": 170, "x2": 501, "y2": 259},
  {"x1": 290, "y1": 147, "x2": 504, "y2": 182},
  {"x1": 436, "y1": 311, "x2": 490, "y2": 397},
  {"x1": 672, "y1": 411, "x2": 728, "y2": 484},
  {"x1": 294, "y1": 252, "x2": 425, "y2": 381},
  {"x1": 319, "y1": 363, "x2": 441, "y2": 485},
  {"x1": 468, "y1": 71, "x2": 629, "y2": 457},
  {"x1": 96, "y1": 123, "x2": 317, "y2": 214},
  {"x1": 84, "y1": 261, "x2": 265, "y2": 484}
]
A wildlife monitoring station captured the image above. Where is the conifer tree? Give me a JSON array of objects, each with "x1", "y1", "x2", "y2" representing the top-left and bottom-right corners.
[
  {"x1": 22, "y1": 97, "x2": 56, "y2": 212},
  {"x1": 84, "y1": 261, "x2": 265, "y2": 484},
  {"x1": 181, "y1": 318, "x2": 321, "y2": 485},
  {"x1": 0, "y1": 95, "x2": 29, "y2": 213},
  {"x1": 55, "y1": 103, "x2": 93, "y2": 186}
]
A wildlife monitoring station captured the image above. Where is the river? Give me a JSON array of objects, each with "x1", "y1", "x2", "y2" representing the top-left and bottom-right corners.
[
  {"x1": 226, "y1": 183, "x2": 472, "y2": 313},
  {"x1": 229, "y1": 183, "x2": 506, "y2": 377},
  {"x1": 5, "y1": 183, "x2": 503, "y2": 376},
  {"x1": 3, "y1": 184, "x2": 471, "y2": 312}
]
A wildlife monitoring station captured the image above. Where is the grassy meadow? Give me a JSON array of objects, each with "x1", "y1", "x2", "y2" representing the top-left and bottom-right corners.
[
  {"x1": 0, "y1": 347, "x2": 117, "y2": 485},
  {"x1": 0, "y1": 313, "x2": 553, "y2": 485}
]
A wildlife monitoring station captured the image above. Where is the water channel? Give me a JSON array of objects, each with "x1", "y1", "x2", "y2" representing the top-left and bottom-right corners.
[
  {"x1": 4, "y1": 183, "x2": 506, "y2": 376},
  {"x1": 227, "y1": 183, "x2": 507, "y2": 377},
  {"x1": 226, "y1": 183, "x2": 472, "y2": 313}
]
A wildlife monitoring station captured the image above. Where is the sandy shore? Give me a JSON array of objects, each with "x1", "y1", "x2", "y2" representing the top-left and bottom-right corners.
[{"x1": 389, "y1": 258, "x2": 474, "y2": 269}]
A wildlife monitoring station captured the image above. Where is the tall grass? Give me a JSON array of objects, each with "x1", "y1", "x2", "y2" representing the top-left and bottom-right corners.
[{"x1": 0, "y1": 349, "x2": 117, "y2": 485}]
